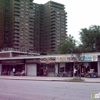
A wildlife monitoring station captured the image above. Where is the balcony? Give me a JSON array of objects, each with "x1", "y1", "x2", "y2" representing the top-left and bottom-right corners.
[
  {"x1": 14, "y1": 37, "x2": 19, "y2": 41},
  {"x1": 51, "y1": 36, "x2": 56, "y2": 39},
  {"x1": 14, "y1": 7, "x2": 20, "y2": 10},
  {"x1": 51, "y1": 28, "x2": 56, "y2": 32},
  {"x1": 14, "y1": 41, "x2": 19, "y2": 45},
  {"x1": 51, "y1": 17, "x2": 56, "y2": 20},
  {"x1": 14, "y1": 33, "x2": 19, "y2": 37},
  {"x1": 52, "y1": 5, "x2": 65, "y2": 10},
  {"x1": 14, "y1": 30, "x2": 19, "y2": 33},
  {"x1": 50, "y1": 16, "x2": 56, "y2": 19}
]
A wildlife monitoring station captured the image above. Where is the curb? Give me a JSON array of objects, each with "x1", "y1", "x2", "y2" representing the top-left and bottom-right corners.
[{"x1": 0, "y1": 78, "x2": 100, "y2": 83}]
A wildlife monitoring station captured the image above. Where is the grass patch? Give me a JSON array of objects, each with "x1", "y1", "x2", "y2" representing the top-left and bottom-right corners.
[{"x1": 69, "y1": 77, "x2": 85, "y2": 82}]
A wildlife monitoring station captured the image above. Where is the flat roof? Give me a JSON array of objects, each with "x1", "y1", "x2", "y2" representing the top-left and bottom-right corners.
[
  {"x1": 0, "y1": 50, "x2": 40, "y2": 55},
  {"x1": 0, "y1": 52, "x2": 100, "y2": 60}
]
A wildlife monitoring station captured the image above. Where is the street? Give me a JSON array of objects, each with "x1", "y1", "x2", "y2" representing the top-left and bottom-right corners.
[{"x1": 0, "y1": 79, "x2": 100, "y2": 100}]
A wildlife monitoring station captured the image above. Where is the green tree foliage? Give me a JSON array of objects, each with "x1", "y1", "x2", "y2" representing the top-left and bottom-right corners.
[
  {"x1": 79, "y1": 25, "x2": 100, "y2": 52},
  {"x1": 57, "y1": 34, "x2": 76, "y2": 54}
]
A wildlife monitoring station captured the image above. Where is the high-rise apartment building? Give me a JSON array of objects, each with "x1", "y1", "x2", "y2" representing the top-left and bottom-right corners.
[
  {"x1": 0, "y1": 0, "x2": 5, "y2": 49},
  {"x1": 33, "y1": 3, "x2": 41, "y2": 52},
  {"x1": 38, "y1": 1, "x2": 67, "y2": 53},
  {"x1": 0, "y1": 0, "x2": 67, "y2": 53},
  {"x1": 0, "y1": 0, "x2": 35, "y2": 52}
]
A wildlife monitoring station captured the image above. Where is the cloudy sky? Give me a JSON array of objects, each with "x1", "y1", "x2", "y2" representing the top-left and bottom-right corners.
[{"x1": 34, "y1": 0, "x2": 100, "y2": 41}]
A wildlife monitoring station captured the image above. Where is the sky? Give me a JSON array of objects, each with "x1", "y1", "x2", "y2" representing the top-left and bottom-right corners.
[{"x1": 33, "y1": 0, "x2": 100, "y2": 41}]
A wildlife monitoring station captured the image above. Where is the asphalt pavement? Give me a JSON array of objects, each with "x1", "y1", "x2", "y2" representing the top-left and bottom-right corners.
[
  {"x1": 0, "y1": 79, "x2": 99, "y2": 100},
  {"x1": 0, "y1": 76, "x2": 100, "y2": 83}
]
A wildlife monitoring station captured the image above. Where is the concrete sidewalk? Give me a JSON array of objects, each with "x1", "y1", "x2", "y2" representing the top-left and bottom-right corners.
[{"x1": 0, "y1": 76, "x2": 100, "y2": 83}]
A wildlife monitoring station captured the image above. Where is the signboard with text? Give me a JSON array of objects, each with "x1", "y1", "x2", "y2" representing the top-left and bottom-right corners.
[
  {"x1": 84, "y1": 56, "x2": 97, "y2": 61},
  {"x1": 40, "y1": 57, "x2": 56, "y2": 64},
  {"x1": 56, "y1": 57, "x2": 67, "y2": 62},
  {"x1": 1, "y1": 60, "x2": 24, "y2": 64},
  {"x1": 26, "y1": 59, "x2": 40, "y2": 63},
  {"x1": 56, "y1": 55, "x2": 98, "y2": 62}
]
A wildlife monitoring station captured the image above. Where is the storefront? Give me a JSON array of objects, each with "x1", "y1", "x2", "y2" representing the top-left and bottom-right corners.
[
  {"x1": 0, "y1": 51, "x2": 99, "y2": 77},
  {"x1": 55, "y1": 55, "x2": 98, "y2": 77},
  {"x1": 82, "y1": 55, "x2": 98, "y2": 75},
  {"x1": 25, "y1": 58, "x2": 40, "y2": 76},
  {"x1": 1, "y1": 60, "x2": 25, "y2": 76},
  {"x1": 55, "y1": 56, "x2": 74, "y2": 76},
  {"x1": 40, "y1": 57, "x2": 56, "y2": 76}
]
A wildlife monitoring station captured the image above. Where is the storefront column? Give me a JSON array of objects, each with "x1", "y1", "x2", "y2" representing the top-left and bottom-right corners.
[
  {"x1": 10, "y1": 52, "x2": 12, "y2": 57},
  {"x1": 73, "y1": 63, "x2": 75, "y2": 77},
  {"x1": 0, "y1": 64, "x2": 2, "y2": 75},
  {"x1": 25, "y1": 64, "x2": 27, "y2": 76},
  {"x1": 98, "y1": 62, "x2": 100, "y2": 76},
  {"x1": 55, "y1": 63, "x2": 58, "y2": 74}
]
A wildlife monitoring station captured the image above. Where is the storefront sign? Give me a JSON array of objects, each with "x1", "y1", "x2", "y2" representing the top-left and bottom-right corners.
[
  {"x1": 1, "y1": 60, "x2": 23, "y2": 64},
  {"x1": 56, "y1": 57, "x2": 67, "y2": 62},
  {"x1": 84, "y1": 56, "x2": 92, "y2": 61},
  {"x1": 56, "y1": 55, "x2": 98, "y2": 62},
  {"x1": 26, "y1": 59, "x2": 40, "y2": 63},
  {"x1": 92, "y1": 55, "x2": 98, "y2": 61},
  {"x1": 56, "y1": 56, "x2": 82, "y2": 62},
  {"x1": 66, "y1": 57, "x2": 78, "y2": 62},
  {"x1": 40, "y1": 57, "x2": 56, "y2": 64},
  {"x1": 84, "y1": 56, "x2": 97, "y2": 61}
]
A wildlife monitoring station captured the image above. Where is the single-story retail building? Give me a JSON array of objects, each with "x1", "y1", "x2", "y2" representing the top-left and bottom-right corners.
[{"x1": 0, "y1": 50, "x2": 100, "y2": 77}]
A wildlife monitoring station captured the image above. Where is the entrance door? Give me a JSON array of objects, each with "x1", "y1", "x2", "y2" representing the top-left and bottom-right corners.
[
  {"x1": 37, "y1": 64, "x2": 44, "y2": 76},
  {"x1": 47, "y1": 64, "x2": 55, "y2": 76}
]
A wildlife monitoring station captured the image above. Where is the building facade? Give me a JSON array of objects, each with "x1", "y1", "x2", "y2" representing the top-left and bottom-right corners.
[
  {"x1": 40, "y1": 1, "x2": 67, "y2": 52},
  {"x1": 0, "y1": 51, "x2": 100, "y2": 77},
  {"x1": 0, "y1": 0, "x2": 5, "y2": 49},
  {"x1": 0, "y1": 0, "x2": 35, "y2": 52},
  {"x1": 0, "y1": 0, "x2": 67, "y2": 53},
  {"x1": 33, "y1": 3, "x2": 41, "y2": 52}
]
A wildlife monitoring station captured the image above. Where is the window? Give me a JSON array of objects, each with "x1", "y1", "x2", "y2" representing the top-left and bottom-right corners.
[
  {"x1": 57, "y1": 18, "x2": 60, "y2": 20},
  {"x1": 57, "y1": 11, "x2": 60, "y2": 14},
  {"x1": 21, "y1": 1, "x2": 24, "y2": 4},
  {"x1": 20, "y1": 37, "x2": 23, "y2": 39},
  {"x1": 14, "y1": 3, "x2": 20, "y2": 6},
  {"x1": 14, "y1": 7, "x2": 20, "y2": 9},
  {"x1": 21, "y1": 4, "x2": 24, "y2": 7},
  {"x1": 15, "y1": 17, "x2": 20, "y2": 21},
  {"x1": 26, "y1": 23, "x2": 28, "y2": 26},
  {"x1": 26, "y1": 5, "x2": 29, "y2": 8},
  {"x1": 56, "y1": 40, "x2": 60, "y2": 43},
  {"x1": 21, "y1": 8, "x2": 24, "y2": 10},
  {"x1": 15, "y1": 0, "x2": 20, "y2": 2},
  {"x1": 26, "y1": 2, "x2": 28, "y2": 4},
  {"x1": 29, "y1": 13, "x2": 34, "y2": 17},
  {"x1": 21, "y1": 15, "x2": 24, "y2": 17}
]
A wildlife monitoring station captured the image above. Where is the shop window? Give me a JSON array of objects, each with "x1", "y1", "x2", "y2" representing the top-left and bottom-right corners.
[{"x1": 47, "y1": 64, "x2": 55, "y2": 72}]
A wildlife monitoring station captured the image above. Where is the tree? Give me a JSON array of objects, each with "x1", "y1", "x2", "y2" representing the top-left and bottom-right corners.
[
  {"x1": 57, "y1": 34, "x2": 76, "y2": 54},
  {"x1": 79, "y1": 25, "x2": 100, "y2": 52}
]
